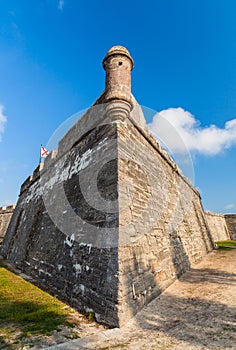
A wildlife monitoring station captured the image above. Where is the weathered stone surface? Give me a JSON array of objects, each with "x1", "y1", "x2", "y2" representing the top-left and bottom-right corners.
[
  {"x1": 116, "y1": 118, "x2": 215, "y2": 325},
  {"x1": 225, "y1": 214, "x2": 236, "y2": 241},
  {"x1": 205, "y1": 212, "x2": 236, "y2": 242},
  {"x1": 1, "y1": 46, "x2": 235, "y2": 328},
  {"x1": 102, "y1": 45, "x2": 134, "y2": 106},
  {"x1": 1, "y1": 122, "x2": 120, "y2": 327},
  {"x1": 205, "y1": 211, "x2": 230, "y2": 242},
  {"x1": 0, "y1": 205, "x2": 15, "y2": 243}
]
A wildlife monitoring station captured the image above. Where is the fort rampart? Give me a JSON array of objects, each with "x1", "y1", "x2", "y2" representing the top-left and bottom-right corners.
[
  {"x1": 1, "y1": 46, "x2": 234, "y2": 327},
  {"x1": 0, "y1": 205, "x2": 15, "y2": 243}
]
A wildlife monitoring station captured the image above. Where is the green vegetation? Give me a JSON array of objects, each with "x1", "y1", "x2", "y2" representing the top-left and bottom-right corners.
[
  {"x1": 82, "y1": 309, "x2": 95, "y2": 321},
  {"x1": 215, "y1": 240, "x2": 236, "y2": 250},
  {"x1": 0, "y1": 261, "x2": 78, "y2": 349}
]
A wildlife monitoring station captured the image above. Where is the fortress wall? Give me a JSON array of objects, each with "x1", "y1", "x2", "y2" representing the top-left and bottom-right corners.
[
  {"x1": 224, "y1": 214, "x2": 236, "y2": 241},
  {"x1": 1, "y1": 123, "x2": 121, "y2": 327},
  {"x1": 1, "y1": 112, "x2": 217, "y2": 328},
  {"x1": 205, "y1": 212, "x2": 230, "y2": 242},
  {"x1": 0, "y1": 205, "x2": 15, "y2": 243},
  {"x1": 116, "y1": 118, "x2": 215, "y2": 324},
  {"x1": 1, "y1": 42, "x2": 228, "y2": 327}
]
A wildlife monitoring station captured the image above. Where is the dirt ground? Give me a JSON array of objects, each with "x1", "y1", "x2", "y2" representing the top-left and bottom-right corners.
[
  {"x1": 90, "y1": 249, "x2": 236, "y2": 350},
  {"x1": 2, "y1": 249, "x2": 236, "y2": 349}
]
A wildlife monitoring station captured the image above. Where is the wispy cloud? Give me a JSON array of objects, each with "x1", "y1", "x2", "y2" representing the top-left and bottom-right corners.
[
  {"x1": 0, "y1": 104, "x2": 7, "y2": 141},
  {"x1": 2, "y1": 199, "x2": 14, "y2": 206},
  {"x1": 149, "y1": 107, "x2": 236, "y2": 155},
  {"x1": 225, "y1": 203, "x2": 235, "y2": 210},
  {"x1": 58, "y1": 0, "x2": 64, "y2": 11}
]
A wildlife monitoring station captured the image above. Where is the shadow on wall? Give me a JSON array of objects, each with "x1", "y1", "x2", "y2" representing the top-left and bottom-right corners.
[
  {"x1": 131, "y1": 266, "x2": 236, "y2": 348},
  {"x1": 193, "y1": 201, "x2": 214, "y2": 252},
  {"x1": 119, "y1": 241, "x2": 236, "y2": 347},
  {"x1": 168, "y1": 229, "x2": 190, "y2": 279},
  {"x1": 121, "y1": 210, "x2": 234, "y2": 330},
  {"x1": 120, "y1": 230, "x2": 192, "y2": 325},
  {"x1": 120, "y1": 234, "x2": 236, "y2": 349}
]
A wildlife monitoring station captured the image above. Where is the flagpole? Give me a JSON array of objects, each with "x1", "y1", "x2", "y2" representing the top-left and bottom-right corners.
[{"x1": 39, "y1": 144, "x2": 42, "y2": 164}]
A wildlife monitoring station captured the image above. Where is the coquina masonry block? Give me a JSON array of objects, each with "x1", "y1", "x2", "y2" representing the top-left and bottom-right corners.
[
  {"x1": 0, "y1": 205, "x2": 15, "y2": 244},
  {"x1": 1, "y1": 46, "x2": 227, "y2": 327},
  {"x1": 225, "y1": 214, "x2": 236, "y2": 241},
  {"x1": 205, "y1": 212, "x2": 230, "y2": 242}
]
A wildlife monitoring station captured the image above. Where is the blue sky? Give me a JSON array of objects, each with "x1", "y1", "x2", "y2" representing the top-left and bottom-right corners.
[{"x1": 0, "y1": 0, "x2": 236, "y2": 213}]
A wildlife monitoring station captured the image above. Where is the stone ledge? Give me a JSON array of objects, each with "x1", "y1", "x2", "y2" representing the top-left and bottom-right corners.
[
  {"x1": 0, "y1": 204, "x2": 16, "y2": 213},
  {"x1": 205, "y1": 211, "x2": 225, "y2": 218},
  {"x1": 44, "y1": 328, "x2": 122, "y2": 349}
]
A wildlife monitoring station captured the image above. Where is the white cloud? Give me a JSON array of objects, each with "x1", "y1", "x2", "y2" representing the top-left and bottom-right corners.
[
  {"x1": 148, "y1": 107, "x2": 236, "y2": 155},
  {"x1": 58, "y1": 0, "x2": 64, "y2": 10},
  {"x1": 3, "y1": 199, "x2": 14, "y2": 206},
  {"x1": 225, "y1": 203, "x2": 235, "y2": 210},
  {"x1": 0, "y1": 104, "x2": 7, "y2": 141}
]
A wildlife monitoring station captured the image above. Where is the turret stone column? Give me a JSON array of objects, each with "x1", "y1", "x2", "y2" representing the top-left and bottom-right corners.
[{"x1": 102, "y1": 46, "x2": 134, "y2": 120}]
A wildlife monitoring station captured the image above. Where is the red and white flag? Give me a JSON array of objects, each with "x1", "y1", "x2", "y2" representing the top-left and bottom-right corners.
[{"x1": 40, "y1": 145, "x2": 49, "y2": 158}]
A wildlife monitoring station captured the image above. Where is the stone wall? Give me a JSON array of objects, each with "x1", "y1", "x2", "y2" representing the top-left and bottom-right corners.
[
  {"x1": 205, "y1": 212, "x2": 230, "y2": 242},
  {"x1": 0, "y1": 205, "x2": 15, "y2": 244},
  {"x1": 1, "y1": 120, "x2": 121, "y2": 327},
  {"x1": 225, "y1": 214, "x2": 236, "y2": 241},
  {"x1": 1, "y1": 107, "x2": 217, "y2": 327},
  {"x1": 116, "y1": 118, "x2": 215, "y2": 325},
  {"x1": 1, "y1": 45, "x2": 222, "y2": 328}
]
